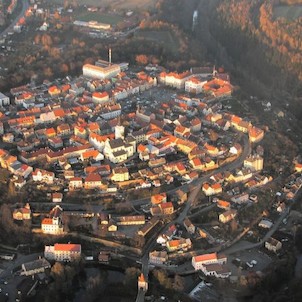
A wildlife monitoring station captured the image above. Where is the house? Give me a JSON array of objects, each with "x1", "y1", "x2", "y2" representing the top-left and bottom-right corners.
[
  {"x1": 183, "y1": 218, "x2": 195, "y2": 234},
  {"x1": 166, "y1": 238, "x2": 192, "y2": 252},
  {"x1": 41, "y1": 217, "x2": 64, "y2": 235},
  {"x1": 137, "y1": 217, "x2": 160, "y2": 237},
  {"x1": 13, "y1": 203, "x2": 31, "y2": 220},
  {"x1": 98, "y1": 251, "x2": 110, "y2": 263},
  {"x1": 0, "y1": 92, "x2": 10, "y2": 106},
  {"x1": 219, "y1": 209, "x2": 237, "y2": 223},
  {"x1": 52, "y1": 192, "x2": 63, "y2": 203},
  {"x1": 249, "y1": 126, "x2": 264, "y2": 143},
  {"x1": 172, "y1": 189, "x2": 187, "y2": 204},
  {"x1": 200, "y1": 263, "x2": 231, "y2": 279},
  {"x1": 32, "y1": 168, "x2": 55, "y2": 184},
  {"x1": 244, "y1": 155, "x2": 264, "y2": 171},
  {"x1": 231, "y1": 193, "x2": 249, "y2": 204},
  {"x1": 21, "y1": 258, "x2": 51, "y2": 276},
  {"x1": 44, "y1": 243, "x2": 81, "y2": 261},
  {"x1": 202, "y1": 183, "x2": 222, "y2": 196},
  {"x1": 111, "y1": 167, "x2": 129, "y2": 182},
  {"x1": 84, "y1": 173, "x2": 103, "y2": 189},
  {"x1": 295, "y1": 163, "x2": 302, "y2": 173},
  {"x1": 151, "y1": 193, "x2": 167, "y2": 205},
  {"x1": 41, "y1": 205, "x2": 64, "y2": 235},
  {"x1": 216, "y1": 199, "x2": 231, "y2": 210},
  {"x1": 149, "y1": 250, "x2": 168, "y2": 265},
  {"x1": 138, "y1": 273, "x2": 148, "y2": 291},
  {"x1": 192, "y1": 253, "x2": 227, "y2": 271},
  {"x1": 265, "y1": 237, "x2": 282, "y2": 253},
  {"x1": 112, "y1": 215, "x2": 145, "y2": 225},
  {"x1": 258, "y1": 219, "x2": 273, "y2": 229},
  {"x1": 159, "y1": 202, "x2": 174, "y2": 215},
  {"x1": 69, "y1": 177, "x2": 83, "y2": 190}
]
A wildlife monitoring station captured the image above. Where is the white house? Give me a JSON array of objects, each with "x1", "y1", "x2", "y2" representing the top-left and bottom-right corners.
[{"x1": 0, "y1": 92, "x2": 10, "y2": 106}]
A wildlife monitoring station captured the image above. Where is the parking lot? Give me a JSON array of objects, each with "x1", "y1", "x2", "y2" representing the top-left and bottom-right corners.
[{"x1": 228, "y1": 248, "x2": 272, "y2": 276}]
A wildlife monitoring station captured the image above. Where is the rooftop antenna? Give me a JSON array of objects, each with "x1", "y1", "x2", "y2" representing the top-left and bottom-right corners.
[{"x1": 109, "y1": 48, "x2": 112, "y2": 65}]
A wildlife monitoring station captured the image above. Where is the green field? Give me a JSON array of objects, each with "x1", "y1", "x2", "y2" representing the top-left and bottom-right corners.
[
  {"x1": 54, "y1": 0, "x2": 156, "y2": 10},
  {"x1": 135, "y1": 30, "x2": 179, "y2": 54},
  {"x1": 76, "y1": 12, "x2": 124, "y2": 25},
  {"x1": 273, "y1": 5, "x2": 302, "y2": 20}
]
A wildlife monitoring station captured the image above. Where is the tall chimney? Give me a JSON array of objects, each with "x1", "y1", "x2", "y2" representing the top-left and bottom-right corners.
[{"x1": 109, "y1": 48, "x2": 112, "y2": 65}]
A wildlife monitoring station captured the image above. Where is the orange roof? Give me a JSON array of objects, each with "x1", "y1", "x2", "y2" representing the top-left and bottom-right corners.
[
  {"x1": 168, "y1": 239, "x2": 180, "y2": 247},
  {"x1": 203, "y1": 183, "x2": 210, "y2": 190},
  {"x1": 212, "y1": 183, "x2": 222, "y2": 190},
  {"x1": 138, "y1": 273, "x2": 145, "y2": 282},
  {"x1": 48, "y1": 86, "x2": 61, "y2": 94},
  {"x1": 92, "y1": 91, "x2": 109, "y2": 99},
  {"x1": 160, "y1": 202, "x2": 173, "y2": 209},
  {"x1": 54, "y1": 243, "x2": 81, "y2": 252},
  {"x1": 151, "y1": 193, "x2": 166, "y2": 205},
  {"x1": 85, "y1": 173, "x2": 102, "y2": 182},
  {"x1": 249, "y1": 126, "x2": 263, "y2": 138},
  {"x1": 42, "y1": 218, "x2": 53, "y2": 225},
  {"x1": 217, "y1": 200, "x2": 230, "y2": 208},
  {"x1": 193, "y1": 253, "x2": 217, "y2": 263},
  {"x1": 46, "y1": 128, "x2": 56, "y2": 135},
  {"x1": 53, "y1": 108, "x2": 65, "y2": 118}
]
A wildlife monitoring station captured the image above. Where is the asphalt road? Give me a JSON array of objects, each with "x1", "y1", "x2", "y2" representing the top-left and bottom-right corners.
[
  {"x1": 0, "y1": 0, "x2": 29, "y2": 39},
  {"x1": 135, "y1": 135, "x2": 251, "y2": 301}
]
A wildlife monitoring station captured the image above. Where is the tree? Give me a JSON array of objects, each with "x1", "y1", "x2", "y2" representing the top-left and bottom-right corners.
[
  {"x1": 135, "y1": 54, "x2": 148, "y2": 65},
  {"x1": 173, "y1": 274, "x2": 185, "y2": 291}
]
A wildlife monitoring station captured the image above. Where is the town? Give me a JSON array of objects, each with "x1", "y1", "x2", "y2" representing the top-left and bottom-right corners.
[
  {"x1": 0, "y1": 0, "x2": 302, "y2": 302},
  {"x1": 0, "y1": 53, "x2": 301, "y2": 302}
]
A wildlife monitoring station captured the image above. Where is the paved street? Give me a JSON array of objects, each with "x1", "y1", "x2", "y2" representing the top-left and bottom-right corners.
[{"x1": 0, "y1": 0, "x2": 29, "y2": 39}]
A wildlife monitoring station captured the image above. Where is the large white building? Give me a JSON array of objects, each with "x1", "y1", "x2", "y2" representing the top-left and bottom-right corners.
[
  {"x1": 44, "y1": 243, "x2": 81, "y2": 262},
  {"x1": 83, "y1": 60, "x2": 121, "y2": 79},
  {"x1": 192, "y1": 252, "x2": 227, "y2": 271},
  {"x1": 0, "y1": 92, "x2": 10, "y2": 106}
]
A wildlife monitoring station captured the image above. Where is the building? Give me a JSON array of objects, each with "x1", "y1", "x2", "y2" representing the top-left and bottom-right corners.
[
  {"x1": 13, "y1": 203, "x2": 31, "y2": 220},
  {"x1": 183, "y1": 218, "x2": 195, "y2": 234},
  {"x1": 200, "y1": 263, "x2": 231, "y2": 279},
  {"x1": 265, "y1": 237, "x2": 282, "y2": 253},
  {"x1": 249, "y1": 126, "x2": 264, "y2": 143},
  {"x1": 113, "y1": 215, "x2": 145, "y2": 226},
  {"x1": 21, "y1": 258, "x2": 51, "y2": 276},
  {"x1": 52, "y1": 192, "x2": 63, "y2": 203},
  {"x1": 83, "y1": 61, "x2": 121, "y2": 80},
  {"x1": 138, "y1": 273, "x2": 148, "y2": 291},
  {"x1": 149, "y1": 251, "x2": 168, "y2": 265},
  {"x1": 41, "y1": 205, "x2": 64, "y2": 235},
  {"x1": 0, "y1": 92, "x2": 10, "y2": 106},
  {"x1": 258, "y1": 219, "x2": 273, "y2": 229},
  {"x1": 166, "y1": 238, "x2": 192, "y2": 252},
  {"x1": 32, "y1": 168, "x2": 55, "y2": 184},
  {"x1": 111, "y1": 167, "x2": 129, "y2": 182},
  {"x1": 192, "y1": 253, "x2": 227, "y2": 271},
  {"x1": 219, "y1": 209, "x2": 237, "y2": 223},
  {"x1": 44, "y1": 243, "x2": 81, "y2": 262},
  {"x1": 41, "y1": 217, "x2": 64, "y2": 235},
  {"x1": 244, "y1": 155, "x2": 264, "y2": 171}
]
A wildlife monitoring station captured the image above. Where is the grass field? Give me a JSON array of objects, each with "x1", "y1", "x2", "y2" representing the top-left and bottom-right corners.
[
  {"x1": 76, "y1": 12, "x2": 124, "y2": 25},
  {"x1": 134, "y1": 30, "x2": 179, "y2": 54},
  {"x1": 273, "y1": 5, "x2": 302, "y2": 20},
  {"x1": 54, "y1": 0, "x2": 156, "y2": 10}
]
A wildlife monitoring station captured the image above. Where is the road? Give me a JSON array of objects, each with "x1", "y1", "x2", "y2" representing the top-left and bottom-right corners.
[
  {"x1": 0, "y1": 252, "x2": 42, "y2": 302},
  {"x1": 0, "y1": 0, "x2": 29, "y2": 39},
  {"x1": 135, "y1": 135, "x2": 251, "y2": 301}
]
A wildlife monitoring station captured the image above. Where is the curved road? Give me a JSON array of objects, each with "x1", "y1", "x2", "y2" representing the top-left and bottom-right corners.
[
  {"x1": 0, "y1": 0, "x2": 29, "y2": 39},
  {"x1": 135, "y1": 135, "x2": 251, "y2": 301}
]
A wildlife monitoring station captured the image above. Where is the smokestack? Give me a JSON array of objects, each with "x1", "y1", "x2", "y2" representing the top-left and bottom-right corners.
[{"x1": 109, "y1": 48, "x2": 112, "y2": 65}]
